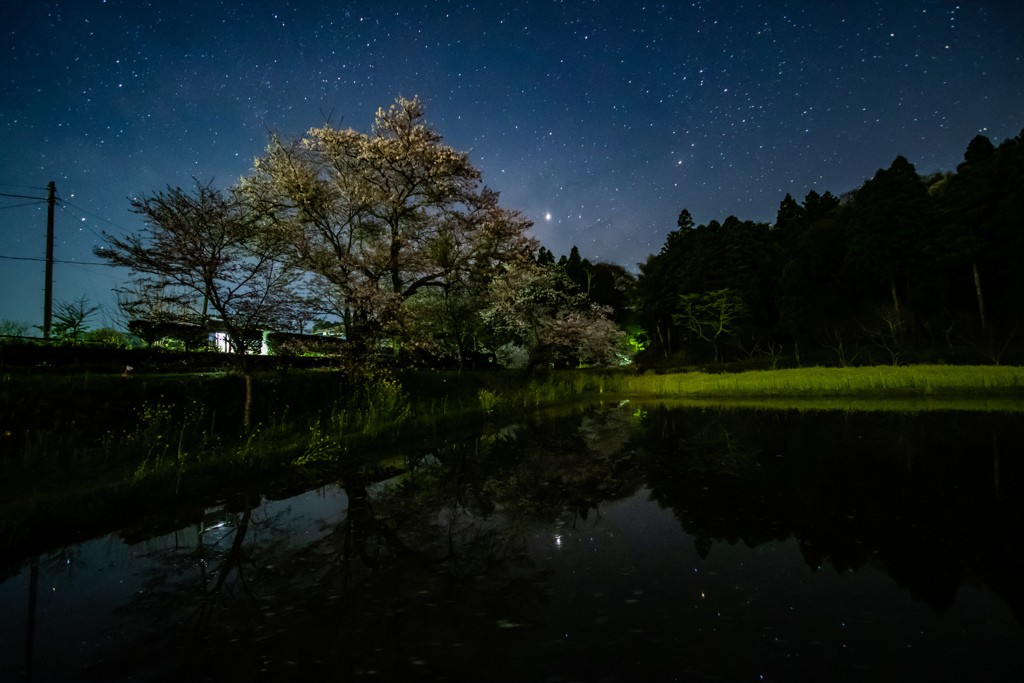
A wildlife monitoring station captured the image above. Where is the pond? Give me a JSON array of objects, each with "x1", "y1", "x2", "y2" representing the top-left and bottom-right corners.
[{"x1": 1, "y1": 401, "x2": 1022, "y2": 681}]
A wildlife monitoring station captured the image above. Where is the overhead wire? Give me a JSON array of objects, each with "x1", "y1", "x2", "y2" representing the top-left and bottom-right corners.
[
  {"x1": 0, "y1": 201, "x2": 47, "y2": 209},
  {"x1": 0, "y1": 254, "x2": 114, "y2": 266},
  {"x1": 0, "y1": 191, "x2": 48, "y2": 201},
  {"x1": 58, "y1": 198, "x2": 135, "y2": 235},
  {"x1": 58, "y1": 202, "x2": 111, "y2": 241},
  {"x1": 0, "y1": 186, "x2": 129, "y2": 324},
  {"x1": 57, "y1": 199, "x2": 105, "y2": 305},
  {"x1": 0, "y1": 183, "x2": 51, "y2": 192},
  {"x1": 0, "y1": 193, "x2": 133, "y2": 267}
]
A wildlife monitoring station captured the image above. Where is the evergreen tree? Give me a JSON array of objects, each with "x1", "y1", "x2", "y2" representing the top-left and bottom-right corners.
[{"x1": 845, "y1": 155, "x2": 934, "y2": 316}]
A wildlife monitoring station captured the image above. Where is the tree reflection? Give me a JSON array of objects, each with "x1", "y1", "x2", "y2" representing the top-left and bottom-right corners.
[
  {"x1": 82, "y1": 403, "x2": 650, "y2": 679},
  {"x1": 9, "y1": 403, "x2": 1021, "y2": 679},
  {"x1": 476, "y1": 404, "x2": 644, "y2": 535},
  {"x1": 638, "y1": 405, "x2": 1024, "y2": 621}
]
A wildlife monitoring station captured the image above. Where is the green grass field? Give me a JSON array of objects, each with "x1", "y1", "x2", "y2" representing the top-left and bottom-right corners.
[{"x1": 598, "y1": 365, "x2": 1024, "y2": 399}]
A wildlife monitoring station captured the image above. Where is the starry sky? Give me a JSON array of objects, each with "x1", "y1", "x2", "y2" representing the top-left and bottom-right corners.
[{"x1": 2, "y1": 1, "x2": 1023, "y2": 329}]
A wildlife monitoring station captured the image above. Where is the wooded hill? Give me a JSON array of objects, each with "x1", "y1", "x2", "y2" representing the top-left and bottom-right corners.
[{"x1": 635, "y1": 129, "x2": 1024, "y2": 367}]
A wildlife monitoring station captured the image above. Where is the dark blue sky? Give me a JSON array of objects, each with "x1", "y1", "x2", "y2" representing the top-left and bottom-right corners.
[{"x1": 2, "y1": 1, "x2": 1022, "y2": 328}]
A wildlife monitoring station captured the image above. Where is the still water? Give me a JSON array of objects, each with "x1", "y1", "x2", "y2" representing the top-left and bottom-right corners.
[{"x1": 1, "y1": 402, "x2": 1022, "y2": 681}]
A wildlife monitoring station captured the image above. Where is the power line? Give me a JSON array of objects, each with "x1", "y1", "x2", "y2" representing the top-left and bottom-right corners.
[
  {"x1": 58, "y1": 203, "x2": 110, "y2": 241},
  {"x1": 0, "y1": 254, "x2": 116, "y2": 267},
  {"x1": 0, "y1": 191, "x2": 48, "y2": 201},
  {"x1": 61, "y1": 260, "x2": 124, "y2": 280},
  {"x1": 0, "y1": 201, "x2": 47, "y2": 210},
  {"x1": 59, "y1": 202, "x2": 110, "y2": 304},
  {"x1": 59, "y1": 198, "x2": 134, "y2": 234},
  {"x1": 0, "y1": 183, "x2": 51, "y2": 192}
]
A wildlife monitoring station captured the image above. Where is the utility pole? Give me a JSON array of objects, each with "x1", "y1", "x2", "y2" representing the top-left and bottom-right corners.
[
  {"x1": 43, "y1": 181, "x2": 55, "y2": 339},
  {"x1": 42, "y1": 181, "x2": 55, "y2": 342}
]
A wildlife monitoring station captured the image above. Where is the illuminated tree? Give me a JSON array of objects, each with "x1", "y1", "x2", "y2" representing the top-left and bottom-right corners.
[
  {"x1": 483, "y1": 259, "x2": 628, "y2": 369},
  {"x1": 543, "y1": 307, "x2": 628, "y2": 367},
  {"x1": 83, "y1": 327, "x2": 126, "y2": 347},
  {"x1": 240, "y1": 97, "x2": 534, "y2": 358},
  {"x1": 553, "y1": 246, "x2": 636, "y2": 325},
  {"x1": 638, "y1": 210, "x2": 770, "y2": 362},
  {"x1": 672, "y1": 288, "x2": 747, "y2": 364}
]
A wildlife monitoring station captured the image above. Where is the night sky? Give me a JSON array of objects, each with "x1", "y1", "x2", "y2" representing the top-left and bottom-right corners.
[{"x1": 2, "y1": 1, "x2": 1022, "y2": 329}]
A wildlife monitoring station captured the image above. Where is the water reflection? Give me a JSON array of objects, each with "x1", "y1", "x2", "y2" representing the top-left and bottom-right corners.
[
  {"x1": 0, "y1": 402, "x2": 1022, "y2": 681},
  {"x1": 640, "y1": 406, "x2": 1024, "y2": 620}
]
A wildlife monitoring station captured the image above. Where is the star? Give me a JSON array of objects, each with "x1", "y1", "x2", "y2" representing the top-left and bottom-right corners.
[{"x1": 1, "y1": 2, "x2": 1022, "y2": 325}]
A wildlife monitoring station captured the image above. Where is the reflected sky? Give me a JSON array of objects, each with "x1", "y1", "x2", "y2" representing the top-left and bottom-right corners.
[
  {"x1": 528, "y1": 490, "x2": 1020, "y2": 681},
  {"x1": 1, "y1": 404, "x2": 1022, "y2": 680}
]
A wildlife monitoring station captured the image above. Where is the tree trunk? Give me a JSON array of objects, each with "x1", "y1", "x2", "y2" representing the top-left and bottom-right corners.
[
  {"x1": 244, "y1": 372, "x2": 253, "y2": 430},
  {"x1": 973, "y1": 261, "x2": 987, "y2": 331}
]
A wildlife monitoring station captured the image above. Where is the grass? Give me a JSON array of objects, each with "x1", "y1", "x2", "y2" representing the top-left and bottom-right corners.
[
  {"x1": 4, "y1": 364, "x2": 1022, "y2": 477},
  {"x1": 598, "y1": 365, "x2": 1024, "y2": 398},
  {"x1": 0, "y1": 367, "x2": 510, "y2": 553},
  {"x1": 2, "y1": 363, "x2": 1023, "y2": 554},
  {"x1": 622, "y1": 394, "x2": 1024, "y2": 414}
]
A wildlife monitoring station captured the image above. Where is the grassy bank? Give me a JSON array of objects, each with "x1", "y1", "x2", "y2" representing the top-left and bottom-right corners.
[
  {"x1": 623, "y1": 394, "x2": 1024, "y2": 414},
  {"x1": 2, "y1": 363, "x2": 1023, "y2": 555},
  {"x1": 4, "y1": 364, "x2": 1024, "y2": 481},
  {"x1": 0, "y1": 367, "x2": 595, "y2": 554},
  {"x1": 598, "y1": 365, "x2": 1024, "y2": 398}
]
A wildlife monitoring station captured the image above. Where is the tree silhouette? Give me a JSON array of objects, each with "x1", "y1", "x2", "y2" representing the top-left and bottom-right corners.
[
  {"x1": 95, "y1": 180, "x2": 301, "y2": 428},
  {"x1": 50, "y1": 296, "x2": 101, "y2": 345}
]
